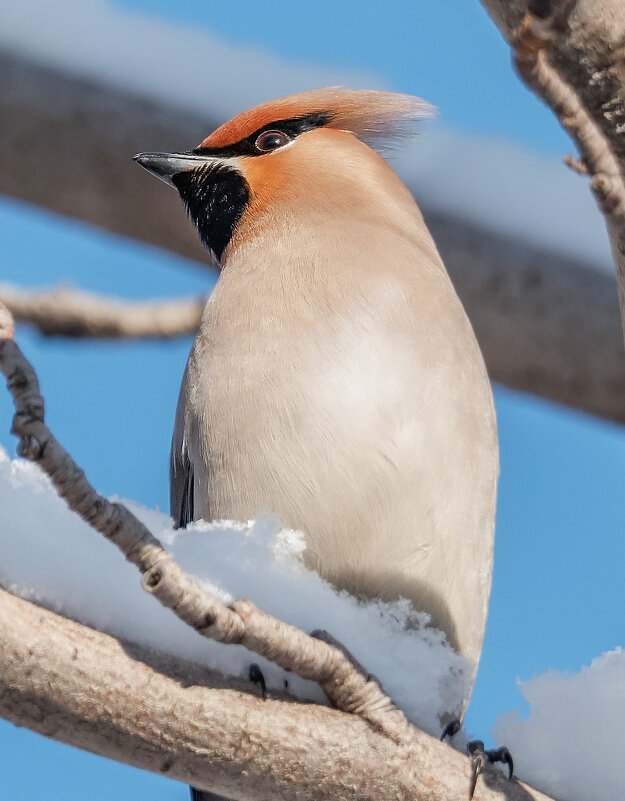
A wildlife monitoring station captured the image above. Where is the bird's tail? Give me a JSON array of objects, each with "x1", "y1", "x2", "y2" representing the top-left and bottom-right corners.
[{"x1": 190, "y1": 786, "x2": 235, "y2": 801}]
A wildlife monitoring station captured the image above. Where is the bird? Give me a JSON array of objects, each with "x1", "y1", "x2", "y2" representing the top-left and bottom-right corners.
[{"x1": 134, "y1": 88, "x2": 499, "y2": 800}]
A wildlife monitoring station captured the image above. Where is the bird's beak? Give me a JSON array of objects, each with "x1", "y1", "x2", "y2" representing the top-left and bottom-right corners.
[{"x1": 133, "y1": 152, "x2": 215, "y2": 187}]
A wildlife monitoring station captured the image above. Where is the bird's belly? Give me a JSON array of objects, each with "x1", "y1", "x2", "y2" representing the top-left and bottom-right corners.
[{"x1": 187, "y1": 321, "x2": 496, "y2": 667}]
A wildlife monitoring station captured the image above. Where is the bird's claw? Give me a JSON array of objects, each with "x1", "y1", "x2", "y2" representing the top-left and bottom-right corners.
[
  {"x1": 466, "y1": 739, "x2": 513, "y2": 798},
  {"x1": 487, "y1": 746, "x2": 513, "y2": 779},
  {"x1": 440, "y1": 718, "x2": 461, "y2": 741},
  {"x1": 249, "y1": 663, "x2": 267, "y2": 699}
]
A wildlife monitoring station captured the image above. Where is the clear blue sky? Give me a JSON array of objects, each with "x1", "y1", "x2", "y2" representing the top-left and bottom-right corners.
[{"x1": 1, "y1": 1, "x2": 624, "y2": 798}]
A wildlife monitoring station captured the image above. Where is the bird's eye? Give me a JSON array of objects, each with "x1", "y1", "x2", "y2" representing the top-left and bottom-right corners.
[{"x1": 255, "y1": 130, "x2": 290, "y2": 153}]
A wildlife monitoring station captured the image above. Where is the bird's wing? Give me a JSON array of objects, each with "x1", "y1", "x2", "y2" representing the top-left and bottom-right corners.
[
  {"x1": 170, "y1": 386, "x2": 195, "y2": 529},
  {"x1": 170, "y1": 444, "x2": 194, "y2": 528}
]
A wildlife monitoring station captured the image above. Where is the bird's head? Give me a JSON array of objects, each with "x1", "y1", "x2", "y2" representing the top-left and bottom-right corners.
[{"x1": 134, "y1": 88, "x2": 432, "y2": 264}]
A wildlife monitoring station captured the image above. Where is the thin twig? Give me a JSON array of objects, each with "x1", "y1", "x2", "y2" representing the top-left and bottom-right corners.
[
  {"x1": 0, "y1": 284, "x2": 204, "y2": 339},
  {"x1": 563, "y1": 153, "x2": 588, "y2": 174},
  {"x1": 0, "y1": 300, "x2": 412, "y2": 744}
]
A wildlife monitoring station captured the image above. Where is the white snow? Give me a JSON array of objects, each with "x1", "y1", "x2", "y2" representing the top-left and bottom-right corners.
[
  {"x1": 494, "y1": 649, "x2": 625, "y2": 801},
  {"x1": 0, "y1": 447, "x2": 470, "y2": 735},
  {"x1": 1, "y1": 0, "x2": 614, "y2": 273}
]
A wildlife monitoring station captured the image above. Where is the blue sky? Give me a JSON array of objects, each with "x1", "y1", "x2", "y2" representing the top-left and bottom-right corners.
[
  {"x1": 116, "y1": 0, "x2": 571, "y2": 155},
  {"x1": 1, "y1": 1, "x2": 624, "y2": 798}
]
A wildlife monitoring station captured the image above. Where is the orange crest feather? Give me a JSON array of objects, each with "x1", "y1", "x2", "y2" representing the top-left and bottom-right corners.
[{"x1": 199, "y1": 88, "x2": 434, "y2": 150}]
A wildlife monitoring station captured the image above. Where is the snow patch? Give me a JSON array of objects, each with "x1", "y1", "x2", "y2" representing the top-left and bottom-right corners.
[
  {"x1": 494, "y1": 649, "x2": 625, "y2": 801},
  {"x1": 0, "y1": 447, "x2": 470, "y2": 735}
]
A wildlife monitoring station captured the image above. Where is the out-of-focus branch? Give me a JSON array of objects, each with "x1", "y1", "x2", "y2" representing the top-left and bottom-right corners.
[
  {"x1": 3, "y1": 50, "x2": 625, "y2": 424},
  {"x1": 480, "y1": 0, "x2": 625, "y2": 345},
  {"x1": 0, "y1": 283, "x2": 204, "y2": 339},
  {"x1": 0, "y1": 300, "x2": 412, "y2": 745}
]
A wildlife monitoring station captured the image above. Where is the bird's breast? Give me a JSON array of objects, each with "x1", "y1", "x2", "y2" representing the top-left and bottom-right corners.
[{"x1": 180, "y1": 249, "x2": 497, "y2": 668}]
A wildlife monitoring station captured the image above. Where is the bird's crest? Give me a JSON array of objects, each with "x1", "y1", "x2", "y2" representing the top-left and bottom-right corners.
[{"x1": 198, "y1": 88, "x2": 434, "y2": 152}]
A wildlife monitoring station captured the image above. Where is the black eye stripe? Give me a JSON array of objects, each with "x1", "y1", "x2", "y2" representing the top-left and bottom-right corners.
[{"x1": 193, "y1": 112, "x2": 331, "y2": 158}]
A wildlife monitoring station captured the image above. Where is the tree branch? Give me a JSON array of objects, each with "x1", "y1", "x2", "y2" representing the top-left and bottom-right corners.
[
  {"x1": 3, "y1": 51, "x2": 625, "y2": 424},
  {"x1": 0, "y1": 283, "x2": 203, "y2": 339},
  {"x1": 0, "y1": 587, "x2": 556, "y2": 801},
  {"x1": 480, "y1": 0, "x2": 625, "y2": 344}
]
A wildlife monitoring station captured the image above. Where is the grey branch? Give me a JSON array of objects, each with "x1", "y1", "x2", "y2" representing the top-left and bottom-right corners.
[
  {"x1": 0, "y1": 588, "x2": 557, "y2": 801},
  {"x1": 480, "y1": 0, "x2": 625, "y2": 345},
  {"x1": 0, "y1": 283, "x2": 204, "y2": 339}
]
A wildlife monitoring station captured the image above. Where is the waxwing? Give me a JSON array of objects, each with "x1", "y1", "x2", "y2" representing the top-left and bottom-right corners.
[{"x1": 135, "y1": 88, "x2": 498, "y2": 800}]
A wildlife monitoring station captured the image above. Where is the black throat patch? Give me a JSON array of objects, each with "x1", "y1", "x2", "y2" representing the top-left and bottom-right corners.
[{"x1": 171, "y1": 164, "x2": 250, "y2": 262}]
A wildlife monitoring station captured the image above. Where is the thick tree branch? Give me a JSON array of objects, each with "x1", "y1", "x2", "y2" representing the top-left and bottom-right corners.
[
  {"x1": 0, "y1": 283, "x2": 204, "y2": 339},
  {"x1": 480, "y1": 0, "x2": 625, "y2": 344},
  {"x1": 0, "y1": 588, "x2": 556, "y2": 801}
]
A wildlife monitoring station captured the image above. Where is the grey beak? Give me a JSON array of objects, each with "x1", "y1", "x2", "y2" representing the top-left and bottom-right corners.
[{"x1": 133, "y1": 152, "x2": 214, "y2": 186}]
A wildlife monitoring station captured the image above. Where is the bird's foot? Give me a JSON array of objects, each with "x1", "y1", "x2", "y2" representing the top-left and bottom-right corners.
[
  {"x1": 248, "y1": 663, "x2": 267, "y2": 699},
  {"x1": 467, "y1": 740, "x2": 513, "y2": 799},
  {"x1": 440, "y1": 719, "x2": 513, "y2": 799}
]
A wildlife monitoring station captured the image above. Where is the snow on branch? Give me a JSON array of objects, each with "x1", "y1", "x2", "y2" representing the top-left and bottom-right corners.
[
  {"x1": 0, "y1": 587, "x2": 558, "y2": 801},
  {"x1": 0, "y1": 283, "x2": 203, "y2": 339}
]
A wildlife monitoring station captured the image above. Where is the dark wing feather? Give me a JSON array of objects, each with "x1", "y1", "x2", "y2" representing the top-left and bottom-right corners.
[{"x1": 170, "y1": 445, "x2": 194, "y2": 528}]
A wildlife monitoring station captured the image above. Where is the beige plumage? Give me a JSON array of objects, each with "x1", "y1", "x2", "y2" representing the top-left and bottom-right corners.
[{"x1": 136, "y1": 86, "x2": 498, "y2": 697}]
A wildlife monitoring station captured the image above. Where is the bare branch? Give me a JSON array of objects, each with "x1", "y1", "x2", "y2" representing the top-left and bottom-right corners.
[
  {"x1": 0, "y1": 300, "x2": 413, "y2": 744},
  {"x1": 0, "y1": 283, "x2": 203, "y2": 339},
  {"x1": 0, "y1": 587, "x2": 557, "y2": 801},
  {"x1": 513, "y1": 3, "x2": 625, "y2": 226},
  {"x1": 481, "y1": 0, "x2": 625, "y2": 344},
  {"x1": 563, "y1": 153, "x2": 588, "y2": 175}
]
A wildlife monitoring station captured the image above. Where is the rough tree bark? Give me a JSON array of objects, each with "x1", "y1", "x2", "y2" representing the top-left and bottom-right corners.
[
  {"x1": 479, "y1": 0, "x2": 625, "y2": 345},
  {"x1": 0, "y1": 588, "x2": 554, "y2": 801}
]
